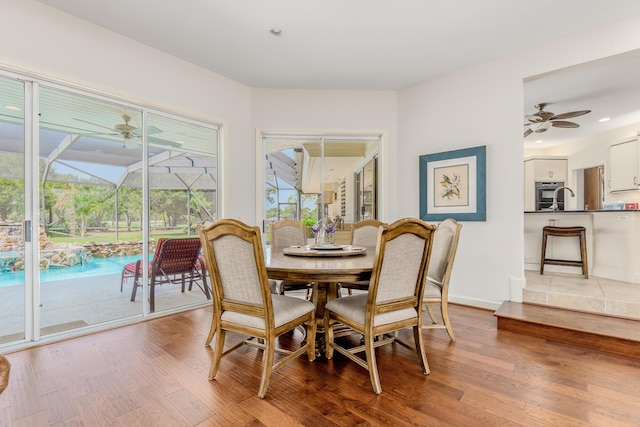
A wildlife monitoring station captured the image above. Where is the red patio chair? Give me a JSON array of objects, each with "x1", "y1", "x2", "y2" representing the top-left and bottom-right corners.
[{"x1": 123, "y1": 238, "x2": 210, "y2": 312}]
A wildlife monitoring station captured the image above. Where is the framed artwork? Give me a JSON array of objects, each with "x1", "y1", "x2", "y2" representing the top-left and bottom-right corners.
[{"x1": 419, "y1": 145, "x2": 486, "y2": 221}]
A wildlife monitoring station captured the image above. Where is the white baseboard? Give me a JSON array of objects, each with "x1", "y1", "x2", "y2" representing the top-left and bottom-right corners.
[{"x1": 449, "y1": 295, "x2": 501, "y2": 310}]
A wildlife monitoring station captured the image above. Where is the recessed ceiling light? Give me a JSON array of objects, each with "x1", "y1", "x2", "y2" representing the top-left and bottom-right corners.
[
  {"x1": 5, "y1": 105, "x2": 21, "y2": 111},
  {"x1": 269, "y1": 28, "x2": 283, "y2": 36},
  {"x1": 599, "y1": 117, "x2": 610, "y2": 122},
  {"x1": 535, "y1": 140, "x2": 543, "y2": 144}
]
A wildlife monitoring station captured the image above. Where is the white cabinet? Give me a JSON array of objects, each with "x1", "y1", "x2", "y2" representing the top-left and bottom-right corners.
[
  {"x1": 609, "y1": 138, "x2": 639, "y2": 192},
  {"x1": 525, "y1": 158, "x2": 567, "y2": 182}
]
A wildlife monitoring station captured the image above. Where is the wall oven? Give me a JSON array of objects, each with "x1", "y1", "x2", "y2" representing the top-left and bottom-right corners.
[{"x1": 535, "y1": 181, "x2": 564, "y2": 211}]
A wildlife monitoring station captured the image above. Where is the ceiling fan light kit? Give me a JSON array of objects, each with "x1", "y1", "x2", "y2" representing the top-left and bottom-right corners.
[
  {"x1": 124, "y1": 139, "x2": 138, "y2": 149},
  {"x1": 524, "y1": 102, "x2": 591, "y2": 137}
]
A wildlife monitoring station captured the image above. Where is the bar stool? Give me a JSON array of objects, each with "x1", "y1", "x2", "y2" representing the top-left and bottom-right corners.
[{"x1": 540, "y1": 226, "x2": 588, "y2": 279}]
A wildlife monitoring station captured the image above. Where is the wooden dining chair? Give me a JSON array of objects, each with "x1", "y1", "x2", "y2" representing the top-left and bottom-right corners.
[
  {"x1": 422, "y1": 218, "x2": 462, "y2": 341},
  {"x1": 197, "y1": 219, "x2": 317, "y2": 398},
  {"x1": 270, "y1": 219, "x2": 314, "y2": 298},
  {"x1": 0, "y1": 354, "x2": 9, "y2": 395},
  {"x1": 339, "y1": 219, "x2": 385, "y2": 295},
  {"x1": 324, "y1": 218, "x2": 436, "y2": 394}
]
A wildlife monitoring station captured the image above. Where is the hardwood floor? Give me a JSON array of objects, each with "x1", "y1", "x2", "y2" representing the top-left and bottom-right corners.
[{"x1": 1, "y1": 304, "x2": 640, "y2": 426}]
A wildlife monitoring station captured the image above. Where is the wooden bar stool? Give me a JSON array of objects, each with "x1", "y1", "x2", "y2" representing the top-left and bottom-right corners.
[{"x1": 540, "y1": 226, "x2": 588, "y2": 279}]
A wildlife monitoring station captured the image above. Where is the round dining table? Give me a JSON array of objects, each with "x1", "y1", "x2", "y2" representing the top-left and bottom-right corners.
[{"x1": 265, "y1": 245, "x2": 375, "y2": 342}]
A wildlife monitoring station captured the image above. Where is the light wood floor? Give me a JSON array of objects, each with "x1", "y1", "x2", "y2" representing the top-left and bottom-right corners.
[{"x1": 1, "y1": 304, "x2": 640, "y2": 426}]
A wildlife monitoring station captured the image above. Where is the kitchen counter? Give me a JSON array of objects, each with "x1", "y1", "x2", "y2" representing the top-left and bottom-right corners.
[{"x1": 524, "y1": 211, "x2": 640, "y2": 284}]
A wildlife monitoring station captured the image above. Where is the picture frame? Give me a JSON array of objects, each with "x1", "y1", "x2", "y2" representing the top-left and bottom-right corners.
[{"x1": 419, "y1": 145, "x2": 486, "y2": 221}]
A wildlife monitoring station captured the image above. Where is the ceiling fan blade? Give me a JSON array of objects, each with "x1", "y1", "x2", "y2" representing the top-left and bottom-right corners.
[
  {"x1": 550, "y1": 110, "x2": 591, "y2": 120},
  {"x1": 524, "y1": 128, "x2": 533, "y2": 137},
  {"x1": 551, "y1": 120, "x2": 579, "y2": 128},
  {"x1": 148, "y1": 135, "x2": 184, "y2": 149},
  {"x1": 525, "y1": 114, "x2": 543, "y2": 123},
  {"x1": 72, "y1": 117, "x2": 116, "y2": 133},
  {"x1": 132, "y1": 125, "x2": 162, "y2": 137}
]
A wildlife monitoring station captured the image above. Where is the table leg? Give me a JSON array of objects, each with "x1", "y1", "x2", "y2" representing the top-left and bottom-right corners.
[{"x1": 304, "y1": 282, "x2": 341, "y2": 356}]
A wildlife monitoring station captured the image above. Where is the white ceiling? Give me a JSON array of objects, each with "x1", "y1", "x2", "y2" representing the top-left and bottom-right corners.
[
  {"x1": 35, "y1": 0, "x2": 640, "y2": 149},
  {"x1": 523, "y1": 49, "x2": 640, "y2": 150}
]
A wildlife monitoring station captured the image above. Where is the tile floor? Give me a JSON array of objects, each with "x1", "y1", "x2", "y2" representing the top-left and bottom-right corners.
[{"x1": 524, "y1": 270, "x2": 640, "y2": 320}]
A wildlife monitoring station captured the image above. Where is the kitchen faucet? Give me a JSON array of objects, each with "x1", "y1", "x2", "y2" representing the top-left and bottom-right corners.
[{"x1": 551, "y1": 186, "x2": 575, "y2": 211}]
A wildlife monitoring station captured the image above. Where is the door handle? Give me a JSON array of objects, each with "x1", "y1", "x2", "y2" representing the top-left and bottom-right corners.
[{"x1": 22, "y1": 220, "x2": 32, "y2": 243}]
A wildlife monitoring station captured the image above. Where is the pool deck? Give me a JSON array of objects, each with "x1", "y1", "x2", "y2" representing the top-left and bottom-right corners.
[{"x1": 0, "y1": 272, "x2": 211, "y2": 345}]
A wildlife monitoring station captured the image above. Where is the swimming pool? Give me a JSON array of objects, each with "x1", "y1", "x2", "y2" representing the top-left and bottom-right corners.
[{"x1": 0, "y1": 255, "x2": 144, "y2": 287}]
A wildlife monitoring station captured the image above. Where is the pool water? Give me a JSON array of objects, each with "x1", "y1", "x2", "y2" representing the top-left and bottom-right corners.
[{"x1": 0, "y1": 255, "x2": 144, "y2": 287}]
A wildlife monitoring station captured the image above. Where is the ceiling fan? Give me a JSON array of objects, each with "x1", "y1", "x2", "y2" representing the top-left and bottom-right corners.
[
  {"x1": 524, "y1": 103, "x2": 591, "y2": 137},
  {"x1": 73, "y1": 114, "x2": 162, "y2": 148},
  {"x1": 75, "y1": 114, "x2": 140, "y2": 139}
]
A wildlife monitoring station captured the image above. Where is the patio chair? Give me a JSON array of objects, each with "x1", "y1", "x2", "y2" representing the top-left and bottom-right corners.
[
  {"x1": 197, "y1": 219, "x2": 316, "y2": 398},
  {"x1": 324, "y1": 218, "x2": 435, "y2": 394},
  {"x1": 422, "y1": 218, "x2": 462, "y2": 341},
  {"x1": 124, "y1": 237, "x2": 210, "y2": 312}
]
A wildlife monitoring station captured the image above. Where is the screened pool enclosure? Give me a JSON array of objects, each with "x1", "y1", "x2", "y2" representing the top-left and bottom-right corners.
[{"x1": 0, "y1": 73, "x2": 219, "y2": 347}]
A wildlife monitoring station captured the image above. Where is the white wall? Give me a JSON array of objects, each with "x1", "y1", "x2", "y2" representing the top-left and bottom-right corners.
[
  {"x1": 397, "y1": 15, "x2": 640, "y2": 308},
  {"x1": 0, "y1": 0, "x2": 254, "y2": 220}
]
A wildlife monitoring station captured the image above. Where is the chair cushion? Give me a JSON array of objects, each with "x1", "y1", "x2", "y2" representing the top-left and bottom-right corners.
[
  {"x1": 325, "y1": 294, "x2": 417, "y2": 327},
  {"x1": 123, "y1": 261, "x2": 149, "y2": 275},
  {"x1": 221, "y1": 295, "x2": 314, "y2": 330}
]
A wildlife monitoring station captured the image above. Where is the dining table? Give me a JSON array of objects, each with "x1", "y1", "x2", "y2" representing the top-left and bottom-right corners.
[{"x1": 265, "y1": 244, "x2": 375, "y2": 351}]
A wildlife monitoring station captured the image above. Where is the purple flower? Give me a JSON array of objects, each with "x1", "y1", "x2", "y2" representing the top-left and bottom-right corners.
[{"x1": 311, "y1": 222, "x2": 321, "y2": 234}]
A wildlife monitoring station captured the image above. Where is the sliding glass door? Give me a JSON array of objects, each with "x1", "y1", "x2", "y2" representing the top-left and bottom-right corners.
[
  {"x1": 0, "y1": 75, "x2": 27, "y2": 345},
  {"x1": 0, "y1": 72, "x2": 219, "y2": 348},
  {"x1": 261, "y1": 134, "x2": 381, "y2": 241}
]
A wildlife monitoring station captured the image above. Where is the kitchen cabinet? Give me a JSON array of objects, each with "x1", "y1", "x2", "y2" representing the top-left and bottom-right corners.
[
  {"x1": 524, "y1": 158, "x2": 567, "y2": 182},
  {"x1": 609, "y1": 137, "x2": 639, "y2": 192}
]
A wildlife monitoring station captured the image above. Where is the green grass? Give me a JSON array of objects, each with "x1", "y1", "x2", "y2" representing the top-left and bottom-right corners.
[{"x1": 48, "y1": 229, "x2": 194, "y2": 244}]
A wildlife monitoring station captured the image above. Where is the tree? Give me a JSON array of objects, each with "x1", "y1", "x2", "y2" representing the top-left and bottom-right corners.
[
  {"x1": 118, "y1": 187, "x2": 143, "y2": 232},
  {"x1": 53, "y1": 184, "x2": 78, "y2": 236},
  {"x1": 0, "y1": 178, "x2": 23, "y2": 222}
]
